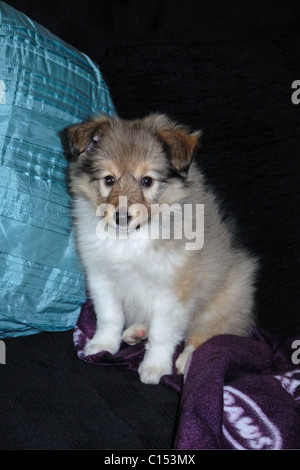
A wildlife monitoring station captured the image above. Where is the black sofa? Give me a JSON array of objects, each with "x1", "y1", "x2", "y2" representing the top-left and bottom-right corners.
[{"x1": 1, "y1": 0, "x2": 300, "y2": 450}]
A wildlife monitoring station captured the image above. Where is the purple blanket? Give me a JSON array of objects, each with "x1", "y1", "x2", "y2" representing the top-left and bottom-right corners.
[{"x1": 74, "y1": 299, "x2": 300, "y2": 449}]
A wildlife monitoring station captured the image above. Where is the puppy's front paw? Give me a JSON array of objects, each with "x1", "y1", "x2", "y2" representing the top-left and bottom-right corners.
[
  {"x1": 122, "y1": 324, "x2": 148, "y2": 345},
  {"x1": 84, "y1": 337, "x2": 120, "y2": 356},
  {"x1": 138, "y1": 360, "x2": 172, "y2": 385}
]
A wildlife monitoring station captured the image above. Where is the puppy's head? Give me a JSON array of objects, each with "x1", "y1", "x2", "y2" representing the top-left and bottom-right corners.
[{"x1": 65, "y1": 113, "x2": 201, "y2": 231}]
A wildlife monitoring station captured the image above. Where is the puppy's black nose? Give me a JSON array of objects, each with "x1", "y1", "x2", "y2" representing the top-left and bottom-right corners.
[{"x1": 115, "y1": 210, "x2": 132, "y2": 227}]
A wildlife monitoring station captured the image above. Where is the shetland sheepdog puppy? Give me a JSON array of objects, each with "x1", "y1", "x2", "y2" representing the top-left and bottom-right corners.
[{"x1": 65, "y1": 113, "x2": 257, "y2": 384}]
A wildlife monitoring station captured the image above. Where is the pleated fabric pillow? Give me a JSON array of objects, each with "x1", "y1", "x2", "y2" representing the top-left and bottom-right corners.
[{"x1": 0, "y1": 2, "x2": 115, "y2": 337}]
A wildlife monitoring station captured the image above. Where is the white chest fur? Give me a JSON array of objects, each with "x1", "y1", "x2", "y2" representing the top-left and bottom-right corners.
[{"x1": 74, "y1": 197, "x2": 185, "y2": 325}]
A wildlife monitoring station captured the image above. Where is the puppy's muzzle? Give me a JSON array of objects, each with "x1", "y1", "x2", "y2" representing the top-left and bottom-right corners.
[{"x1": 115, "y1": 207, "x2": 132, "y2": 227}]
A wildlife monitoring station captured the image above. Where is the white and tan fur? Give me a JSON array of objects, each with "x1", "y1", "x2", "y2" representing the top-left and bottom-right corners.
[{"x1": 65, "y1": 113, "x2": 258, "y2": 384}]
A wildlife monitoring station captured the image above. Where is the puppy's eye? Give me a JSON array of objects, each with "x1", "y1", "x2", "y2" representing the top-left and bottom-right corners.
[
  {"x1": 104, "y1": 175, "x2": 115, "y2": 186},
  {"x1": 141, "y1": 176, "x2": 153, "y2": 188}
]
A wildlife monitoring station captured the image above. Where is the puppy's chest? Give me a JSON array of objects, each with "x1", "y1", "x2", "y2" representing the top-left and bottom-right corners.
[{"x1": 95, "y1": 239, "x2": 180, "y2": 290}]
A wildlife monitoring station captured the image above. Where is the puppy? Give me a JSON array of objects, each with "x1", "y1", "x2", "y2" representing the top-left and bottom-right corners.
[{"x1": 65, "y1": 113, "x2": 258, "y2": 384}]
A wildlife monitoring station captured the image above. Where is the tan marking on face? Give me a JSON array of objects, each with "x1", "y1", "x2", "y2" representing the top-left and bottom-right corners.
[
  {"x1": 132, "y1": 161, "x2": 154, "y2": 180},
  {"x1": 101, "y1": 170, "x2": 152, "y2": 229},
  {"x1": 106, "y1": 174, "x2": 146, "y2": 207}
]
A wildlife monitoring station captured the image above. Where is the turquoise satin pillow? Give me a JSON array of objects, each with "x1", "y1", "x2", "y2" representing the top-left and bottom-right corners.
[{"x1": 0, "y1": 2, "x2": 115, "y2": 337}]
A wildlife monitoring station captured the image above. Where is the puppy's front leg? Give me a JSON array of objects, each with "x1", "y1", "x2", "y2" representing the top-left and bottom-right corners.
[
  {"x1": 84, "y1": 275, "x2": 124, "y2": 356},
  {"x1": 138, "y1": 302, "x2": 187, "y2": 384}
]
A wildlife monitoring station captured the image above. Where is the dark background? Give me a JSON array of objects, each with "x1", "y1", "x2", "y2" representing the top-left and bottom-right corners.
[{"x1": 1, "y1": 0, "x2": 300, "y2": 449}]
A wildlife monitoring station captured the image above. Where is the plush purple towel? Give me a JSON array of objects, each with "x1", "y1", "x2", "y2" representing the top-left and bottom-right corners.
[
  {"x1": 175, "y1": 330, "x2": 300, "y2": 449},
  {"x1": 74, "y1": 299, "x2": 300, "y2": 449}
]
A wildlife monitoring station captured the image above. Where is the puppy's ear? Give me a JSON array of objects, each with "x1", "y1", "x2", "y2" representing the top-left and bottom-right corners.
[
  {"x1": 66, "y1": 116, "x2": 112, "y2": 159},
  {"x1": 157, "y1": 127, "x2": 201, "y2": 176}
]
